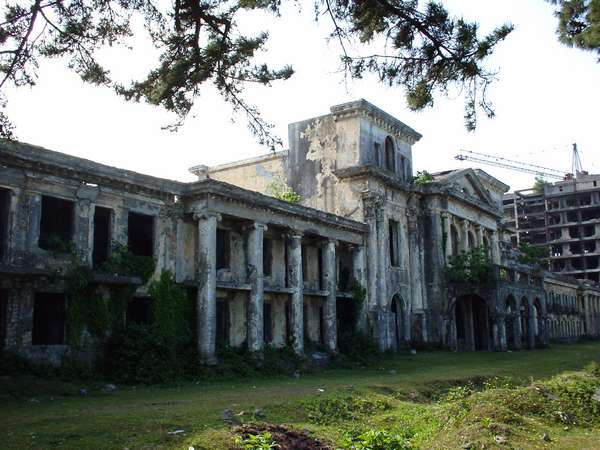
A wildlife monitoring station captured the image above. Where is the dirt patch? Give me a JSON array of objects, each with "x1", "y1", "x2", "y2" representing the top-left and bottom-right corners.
[{"x1": 233, "y1": 423, "x2": 332, "y2": 450}]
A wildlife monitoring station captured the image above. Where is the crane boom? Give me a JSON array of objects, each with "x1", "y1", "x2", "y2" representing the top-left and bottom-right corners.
[{"x1": 455, "y1": 150, "x2": 564, "y2": 180}]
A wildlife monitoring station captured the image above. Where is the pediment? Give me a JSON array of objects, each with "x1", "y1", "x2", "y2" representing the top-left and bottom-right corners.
[{"x1": 440, "y1": 169, "x2": 497, "y2": 210}]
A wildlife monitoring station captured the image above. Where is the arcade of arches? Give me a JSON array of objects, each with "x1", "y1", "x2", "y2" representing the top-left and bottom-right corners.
[{"x1": 449, "y1": 292, "x2": 547, "y2": 352}]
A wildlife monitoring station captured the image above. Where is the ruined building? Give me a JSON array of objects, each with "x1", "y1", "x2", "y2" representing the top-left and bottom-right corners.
[
  {"x1": 503, "y1": 174, "x2": 600, "y2": 284},
  {"x1": 1, "y1": 100, "x2": 599, "y2": 366}
]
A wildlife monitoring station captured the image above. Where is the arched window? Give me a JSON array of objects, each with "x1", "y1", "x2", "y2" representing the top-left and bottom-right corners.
[{"x1": 384, "y1": 136, "x2": 396, "y2": 173}]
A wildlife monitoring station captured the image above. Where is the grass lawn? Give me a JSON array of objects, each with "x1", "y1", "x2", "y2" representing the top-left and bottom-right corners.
[{"x1": 2, "y1": 342, "x2": 600, "y2": 449}]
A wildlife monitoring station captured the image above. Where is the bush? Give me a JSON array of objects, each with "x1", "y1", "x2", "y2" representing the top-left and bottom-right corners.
[
  {"x1": 339, "y1": 429, "x2": 413, "y2": 450},
  {"x1": 304, "y1": 395, "x2": 391, "y2": 425},
  {"x1": 337, "y1": 331, "x2": 379, "y2": 363},
  {"x1": 103, "y1": 324, "x2": 185, "y2": 383}
]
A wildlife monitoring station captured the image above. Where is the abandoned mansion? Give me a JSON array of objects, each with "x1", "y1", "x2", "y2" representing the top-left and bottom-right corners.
[{"x1": 1, "y1": 99, "x2": 599, "y2": 366}]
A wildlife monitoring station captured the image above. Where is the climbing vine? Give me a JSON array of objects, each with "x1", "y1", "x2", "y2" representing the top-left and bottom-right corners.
[{"x1": 64, "y1": 243, "x2": 156, "y2": 347}]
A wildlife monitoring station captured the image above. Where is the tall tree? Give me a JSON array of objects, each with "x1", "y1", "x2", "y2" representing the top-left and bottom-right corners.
[
  {"x1": 548, "y1": 0, "x2": 600, "y2": 59},
  {"x1": 0, "y1": 1, "x2": 591, "y2": 146}
]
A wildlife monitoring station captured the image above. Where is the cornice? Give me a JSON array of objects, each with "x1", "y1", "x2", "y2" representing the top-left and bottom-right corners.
[{"x1": 330, "y1": 99, "x2": 422, "y2": 144}]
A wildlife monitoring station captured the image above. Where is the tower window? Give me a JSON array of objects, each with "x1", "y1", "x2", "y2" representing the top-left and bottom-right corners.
[{"x1": 385, "y1": 136, "x2": 396, "y2": 173}]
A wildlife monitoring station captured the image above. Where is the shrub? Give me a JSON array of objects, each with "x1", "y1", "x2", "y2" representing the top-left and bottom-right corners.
[
  {"x1": 339, "y1": 429, "x2": 413, "y2": 450},
  {"x1": 234, "y1": 432, "x2": 278, "y2": 450},
  {"x1": 103, "y1": 324, "x2": 183, "y2": 383},
  {"x1": 304, "y1": 395, "x2": 391, "y2": 425}
]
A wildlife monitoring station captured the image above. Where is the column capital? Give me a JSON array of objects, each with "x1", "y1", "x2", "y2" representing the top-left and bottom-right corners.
[
  {"x1": 286, "y1": 230, "x2": 304, "y2": 241},
  {"x1": 193, "y1": 210, "x2": 221, "y2": 222},
  {"x1": 245, "y1": 221, "x2": 268, "y2": 233}
]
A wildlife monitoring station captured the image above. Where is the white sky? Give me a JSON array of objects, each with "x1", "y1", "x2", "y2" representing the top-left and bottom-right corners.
[{"x1": 5, "y1": 0, "x2": 600, "y2": 191}]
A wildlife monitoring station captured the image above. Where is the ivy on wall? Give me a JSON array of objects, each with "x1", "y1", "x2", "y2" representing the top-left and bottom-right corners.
[{"x1": 64, "y1": 243, "x2": 156, "y2": 347}]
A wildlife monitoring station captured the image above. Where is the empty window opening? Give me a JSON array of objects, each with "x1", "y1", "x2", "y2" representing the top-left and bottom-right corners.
[
  {"x1": 589, "y1": 272, "x2": 599, "y2": 283},
  {"x1": 216, "y1": 228, "x2": 230, "y2": 270},
  {"x1": 586, "y1": 256, "x2": 599, "y2": 270},
  {"x1": 92, "y1": 206, "x2": 112, "y2": 267},
  {"x1": 566, "y1": 211, "x2": 579, "y2": 223},
  {"x1": 584, "y1": 225, "x2": 595, "y2": 237},
  {"x1": 0, "y1": 290, "x2": 7, "y2": 349},
  {"x1": 301, "y1": 244, "x2": 308, "y2": 282},
  {"x1": 373, "y1": 142, "x2": 381, "y2": 167},
  {"x1": 337, "y1": 298, "x2": 357, "y2": 341},
  {"x1": 389, "y1": 220, "x2": 400, "y2": 267},
  {"x1": 317, "y1": 247, "x2": 324, "y2": 290},
  {"x1": 553, "y1": 259, "x2": 566, "y2": 271},
  {"x1": 216, "y1": 300, "x2": 229, "y2": 347},
  {"x1": 126, "y1": 297, "x2": 152, "y2": 325},
  {"x1": 319, "y1": 305, "x2": 325, "y2": 344},
  {"x1": 263, "y1": 238, "x2": 272, "y2": 276},
  {"x1": 548, "y1": 214, "x2": 561, "y2": 225},
  {"x1": 572, "y1": 257, "x2": 584, "y2": 271},
  {"x1": 451, "y1": 224, "x2": 460, "y2": 256},
  {"x1": 468, "y1": 231, "x2": 476, "y2": 249},
  {"x1": 551, "y1": 244, "x2": 563, "y2": 256},
  {"x1": 337, "y1": 249, "x2": 353, "y2": 292},
  {"x1": 400, "y1": 156, "x2": 406, "y2": 181},
  {"x1": 569, "y1": 226, "x2": 580, "y2": 239},
  {"x1": 582, "y1": 208, "x2": 600, "y2": 221},
  {"x1": 570, "y1": 242, "x2": 582, "y2": 254},
  {"x1": 384, "y1": 136, "x2": 396, "y2": 173},
  {"x1": 580, "y1": 195, "x2": 592, "y2": 206},
  {"x1": 32, "y1": 293, "x2": 65, "y2": 345},
  {"x1": 39, "y1": 196, "x2": 74, "y2": 252},
  {"x1": 0, "y1": 189, "x2": 9, "y2": 261},
  {"x1": 127, "y1": 212, "x2": 154, "y2": 257},
  {"x1": 584, "y1": 241, "x2": 596, "y2": 254},
  {"x1": 566, "y1": 197, "x2": 578, "y2": 207},
  {"x1": 263, "y1": 302, "x2": 272, "y2": 344}
]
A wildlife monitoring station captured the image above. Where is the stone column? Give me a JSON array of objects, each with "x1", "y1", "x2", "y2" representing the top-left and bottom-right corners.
[
  {"x1": 195, "y1": 212, "x2": 220, "y2": 364},
  {"x1": 498, "y1": 315, "x2": 507, "y2": 351},
  {"x1": 407, "y1": 208, "x2": 426, "y2": 342},
  {"x1": 323, "y1": 238, "x2": 337, "y2": 353},
  {"x1": 476, "y1": 226, "x2": 484, "y2": 248},
  {"x1": 352, "y1": 244, "x2": 368, "y2": 333},
  {"x1": 375, "y1": 204, "x2": 388, "y2": 350},
  {"x1": 442, "y1": 212, "x2": 452, "y2": 260},
  {"x1": 461, "y1": 219, "x2": 470, "y2": 253},
  {"x1": 527, "y1": 299, "x2": 536, "y2": 349},
  {"x1": 74, "y1": 199, "x2": 92, "y2": 264},
  {"x1": 26, "y1": 193, "x2": 41, "y2": 252},
  {"x1": 247, "y1": 222, "x2": 267, "y2": 354},
  {"x1": 490, "y1": 230, "x2": 500, "y2": 264},
  {"x1": 287, "y1": 232, "x2": 304, "y2": 355}
]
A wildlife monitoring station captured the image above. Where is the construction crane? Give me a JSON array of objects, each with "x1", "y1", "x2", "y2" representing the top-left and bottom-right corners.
[{"x1": 454, "y1": 150, "x2": 565, "y2": 180}]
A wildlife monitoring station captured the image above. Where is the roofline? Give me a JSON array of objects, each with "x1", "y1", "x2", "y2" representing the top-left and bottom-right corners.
[{"x1": 189, "y1": 150, "x2": 288, "y2": 177}]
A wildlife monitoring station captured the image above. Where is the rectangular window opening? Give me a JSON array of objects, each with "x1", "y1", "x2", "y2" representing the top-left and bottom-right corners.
[
  {"x1": 32, "y1": 293, "x2": 65, "y2": 345},
  {"x1": 263, "y1": 238, "x2": 272, "y2": 276},
  {"x1": 93, "y1": 206, "x2": 112, "y2": 267},
  {"x1": 126, "y1": 297, "x2": 152, "y2": 325},
  {"x1": 0, "y1": 188, "x2": 10, "y2": 261},
  {"x1": 318, "y1": 247, "x2": 323, "y2": 290},
  {"x1": 39, "y1": 196, "x2": 74, "y2": 252},
  {"x1": 389, "y1": 220, "x2": 400, "y2": 267},
  {"x1": 127, "y1": 212, "x2": 154, "y2": 257},
  {"x1": 263, "y1": 302, "x2": 272, "y2": 344},
  {"x1": 216, "y1": 228, "x2": 230, "y2": 270},
  {"x1": 216, "y1": 300, "x2": 228, "y2": 347}
]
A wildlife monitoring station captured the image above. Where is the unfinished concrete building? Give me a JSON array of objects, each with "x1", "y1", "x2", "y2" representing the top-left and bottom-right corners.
[
  {"x1": 503, "y1": 174, "x2": 600, "y2": 284},
  {"x1": 1, "y1": 99, "x2": 599, "y2": 366}
]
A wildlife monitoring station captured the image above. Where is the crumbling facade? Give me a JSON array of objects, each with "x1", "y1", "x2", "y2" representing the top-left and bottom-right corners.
[{"x1": 1, "y1": 100, "x2": 599, "y2": 366}]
